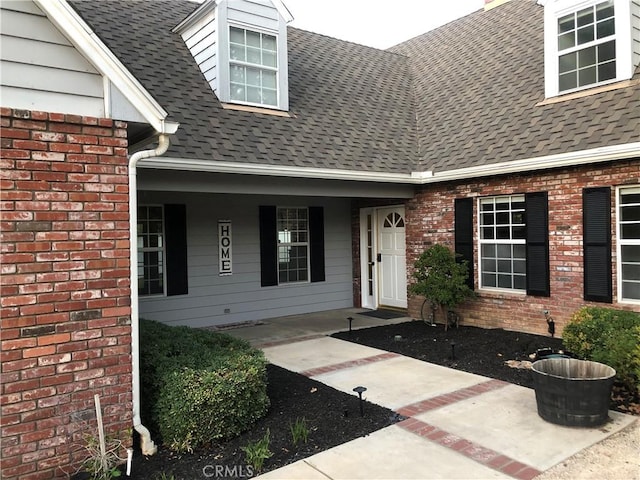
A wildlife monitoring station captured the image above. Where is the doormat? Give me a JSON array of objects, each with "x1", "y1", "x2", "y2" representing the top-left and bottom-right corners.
[{"x1": 359, "y1": 309, "x2": 406, "y2": 320}]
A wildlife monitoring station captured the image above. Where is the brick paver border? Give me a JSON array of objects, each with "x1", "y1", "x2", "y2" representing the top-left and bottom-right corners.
[
  {"x1": 398, "y1": 417, "x2": 541, "y2": 480},
  {"x1": 261, "y1": 339, "x2": 541, "y2": 480},
  {"x1": 300, "y1": 352, "x2": 400, "y2": 377},
  {"x1": 397, "y1": 378, "x2": 509, "y2": 417}
]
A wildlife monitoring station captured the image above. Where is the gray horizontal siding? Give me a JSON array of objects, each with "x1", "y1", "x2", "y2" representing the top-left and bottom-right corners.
[
  {"x1": 0, "y1": 0, "x2": 106, "y2": 117},
  {"x1": 138, "y1": 192, "x2": 354, "y2": 328},
  {"x1": 227, "y1": 0, "x2": 279, "y2": 30},
  {"x1": 180, "y1": 7, "x2": 219, "y2": 96}
]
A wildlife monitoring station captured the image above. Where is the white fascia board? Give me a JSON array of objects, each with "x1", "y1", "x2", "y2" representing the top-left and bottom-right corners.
[
  {"x1": 138, "y1": 157, "x2": 415, "y2": 183},
  {"x1": 36, "y1": 0, "x2": 179, "y2": 135},
  {"x1": 419, "y1": 142, "x2": 640, "y2": 184},
  {"x1": 271, "y1": 0, "x2": 294, "y2": 23},
  {"x1": 174, "y1": 0, "x2": 292, "y2": 33},
  {"x1": 137, "y1": 142, "x2": 639, "y2": 185},
  {"x1": 173, "y1": 0, "x2": 216, "y2": 33}
]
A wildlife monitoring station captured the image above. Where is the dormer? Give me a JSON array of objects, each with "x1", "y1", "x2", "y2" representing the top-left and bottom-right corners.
[
  {"x1": 174, "y1": 0, "x2": 292, "y2": 111},
  {"x1": 542, "y1": 0, "x2": 639, "y2": 98}
]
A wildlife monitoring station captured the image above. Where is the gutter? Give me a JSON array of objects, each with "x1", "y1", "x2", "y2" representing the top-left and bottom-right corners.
[
  {"x1": 413, "y1": 142, "x2": 640, "y2": 184},
  {"x1": 139, "y1": 142, "x2": 640, "y2": 185},
  {"x1": 128, "y1": 134, "x2": 171, "y2": 456}
]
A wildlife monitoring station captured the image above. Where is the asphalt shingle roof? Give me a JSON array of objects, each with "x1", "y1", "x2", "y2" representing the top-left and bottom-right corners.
[
  {"x1": 71, "y1": 0, "x2": 418, "y2": 174},
  {"x1": 390, "y1": 0, "x2": 640, "y2": 173},
  {"x1": 71, "y1": 0, "x2": 639, "y2": 176}
]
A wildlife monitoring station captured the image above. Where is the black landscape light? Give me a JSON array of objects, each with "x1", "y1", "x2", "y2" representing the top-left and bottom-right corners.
[
  {"x1": 353, "y1": 386, "x2": 367, "y2": 417},
  {"x1": 348, "y1": 316, "x2": 354, "y2": 333},
  {"x1": 450, "y1": 341, "x2": 456, "y2": 360}
]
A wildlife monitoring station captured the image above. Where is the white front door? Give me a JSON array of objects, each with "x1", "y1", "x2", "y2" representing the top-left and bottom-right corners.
[{"x1": 377, "y1": 207, "x2": 407, "y2": 308}]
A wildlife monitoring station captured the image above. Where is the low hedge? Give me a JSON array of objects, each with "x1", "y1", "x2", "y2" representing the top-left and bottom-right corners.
[
  {"x1": 563, "y1": 307, "x2": 640, "y2": 392},
  {"x1": 139, "y1": 319, "x2": 269, "y2": 452}
]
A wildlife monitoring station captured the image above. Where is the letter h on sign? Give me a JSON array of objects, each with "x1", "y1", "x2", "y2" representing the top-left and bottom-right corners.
[{"x1": 218, "y1": 220, "x2": 232, "y2": 276}]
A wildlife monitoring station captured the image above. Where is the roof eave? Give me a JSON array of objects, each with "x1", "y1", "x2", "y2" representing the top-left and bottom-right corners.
[
  {"x1": 418, "y1": 142, "x2": 640, "y2": 184},
  {"x1": 37, "y1": 0, "x2": 179, "y2": 135},
  {"x1": 138, "y1": 157, "x2": 415, "y2": 183}
]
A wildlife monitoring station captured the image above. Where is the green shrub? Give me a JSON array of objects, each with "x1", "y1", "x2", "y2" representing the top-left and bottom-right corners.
[
  {"x1": 139, "y1": 319, "x2": 269, "y2": 452},
  {"x1": 409, "y1": 244, "x2": 474, "y2": 323},
  {"x1": 563, "y1": 307, "x2": 640, "y2": 392}
]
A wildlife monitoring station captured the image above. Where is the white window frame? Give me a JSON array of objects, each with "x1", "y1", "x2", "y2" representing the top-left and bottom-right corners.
[
  {"x1": 277, "y1": 207, "x2": 310, "y2": 284},
  {"x1": 478, "y1": 195, "x2": 527, "y2": 293},
  {"x1": 616, "y1": 186, "x2": 640, "y2": 304},
  {"x1": 228, "y1": 24, "x2": 279, "y2": 108},
  {"x1": 543, "y1": 0, "x2": 633, "y2": 98},
  {"x1": 137, "y1": 205, "x2": 166, "y2": 297}
]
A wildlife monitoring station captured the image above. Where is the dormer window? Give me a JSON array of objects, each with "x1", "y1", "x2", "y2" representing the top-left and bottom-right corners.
[
  {"x1": 557, "y1": 1, "x2": 616, "y2": 92},
  {"x1": 174, "y1": 0, "x2": 291, "y2": 112},
  {"x1": 543, "y1": 0, "x2": 636, "y2": 99},
  {"x1": 229, "y1": 26, "x2": 278, "y2": 107}
]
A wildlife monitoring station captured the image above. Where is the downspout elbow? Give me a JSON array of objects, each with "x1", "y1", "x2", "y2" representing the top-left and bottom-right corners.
[{"x1": 129, "y1": 134, "x2": 170, "y2": 456}]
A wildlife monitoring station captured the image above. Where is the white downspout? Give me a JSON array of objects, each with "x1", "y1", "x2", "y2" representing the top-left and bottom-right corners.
[{"x1": 129, "y1": 134, "x2": 170, "y2": 455}]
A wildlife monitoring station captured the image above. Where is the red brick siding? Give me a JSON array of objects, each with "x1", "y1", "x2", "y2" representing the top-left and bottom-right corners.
[
  {"x1": 403, "y1": 160, "x2": 640, "y2": 335},
  {"x1": 1, "y1": 108, "x2": 132, "y2": 480}
]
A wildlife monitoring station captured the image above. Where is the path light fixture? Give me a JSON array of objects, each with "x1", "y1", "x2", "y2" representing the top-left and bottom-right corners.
[
  {"x1": 450, "y1": 341, "x2": 456, "y2": 360},
  {"x1": 347, "y1": 316, "x2": 354, "y2": 333},
  {"x1": 353, "y1": 386, "x2": 367, "y2": 417},
  {"x1": 544, "y1": 310, "x2": 555, "y2": 337}
]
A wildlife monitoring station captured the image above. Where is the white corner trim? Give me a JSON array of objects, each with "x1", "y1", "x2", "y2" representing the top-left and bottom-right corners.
[
  {"x1": 36, "y1": 0, "x2": 179, "y2": 135},
  {"x1": 419, "y1": 142, "x2": 640, "y2": 184}
]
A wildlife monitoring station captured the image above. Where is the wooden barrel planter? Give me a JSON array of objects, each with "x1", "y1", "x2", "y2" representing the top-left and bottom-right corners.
[{"x1": 531, "y1": 358, "x2": 615, "y2": 427}]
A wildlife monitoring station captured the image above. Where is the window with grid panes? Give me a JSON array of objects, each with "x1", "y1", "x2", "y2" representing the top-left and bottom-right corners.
[
  {"x1": 557, "y1": 0, "x2": 616, "y2": 92},
  {"x1": 229, "y1": 26, "x2": 278, "y2": 107},
  {"x1": 277, "y1": 207, "x2": 309, "y2": 283},
  {"x1": 137, "y1": 205, "x2": 165, "y2": 296},
  {"x1": 619, "y1": 187, "x2": 640, "y2": 301},
  {"x1": 479, "y1": 196, "x2": 527, "y2": 291}
]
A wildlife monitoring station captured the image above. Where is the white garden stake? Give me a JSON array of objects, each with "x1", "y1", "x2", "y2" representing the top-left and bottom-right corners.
[{"x1": 94, "y1": 394, "x2": 108, "y2": 474}]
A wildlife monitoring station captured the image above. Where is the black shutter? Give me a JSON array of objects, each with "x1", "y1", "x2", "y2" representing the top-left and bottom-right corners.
[
  {"x1": 525, "y1": 192, "x2": 550, "y2": 297},
  {"x1": 454, "y1": 198, "x2": 474, "y2": 289},
  {"x1": 164, "y1": 204, "x2": 188, "y2": 296},
  {"x1": 259, "y1": 206, "x2": 277, "y2": 287},
  {"x1": 309, "y1": 207, "x2": 325, "y2": 283},
  {"x1": 583, "y1": 187, "x2": 612, "y2": 302}
]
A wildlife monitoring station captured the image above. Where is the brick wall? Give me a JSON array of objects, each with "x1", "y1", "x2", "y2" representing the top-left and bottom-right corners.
[
  {"x1": 1, "y1": 108, "x2": 132, "y2": 479},
  {"x1": 404, "y1": 160, "x2": 640, "y2": 336}
]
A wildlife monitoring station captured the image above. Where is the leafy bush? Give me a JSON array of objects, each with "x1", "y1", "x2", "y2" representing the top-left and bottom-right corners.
[
  {"x1": 140, "y1": 319, "x2": 269, "y2": 452},
  {"x1": 563, "y1": 307, "x2": 640, "y2": 392},
  {"x1": 409, "y1": 244, "x2": 474, "y2": 321}
]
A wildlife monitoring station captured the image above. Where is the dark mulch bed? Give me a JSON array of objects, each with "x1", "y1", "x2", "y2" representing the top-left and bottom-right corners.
[
  {"x1": 125, "y1": 364, "x2": 402, "y2": 479},
  {"x1": 120, "y1": 321, "x2": 638, "y2": 479},
  {"x1": 333, "y1": 320, "x2": 640, "y2": 415}
]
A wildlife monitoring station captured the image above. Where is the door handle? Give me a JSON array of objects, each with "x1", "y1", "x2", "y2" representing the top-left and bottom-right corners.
[{"x1": 376, "y1": 253, "x2": 382, "y2": 262}]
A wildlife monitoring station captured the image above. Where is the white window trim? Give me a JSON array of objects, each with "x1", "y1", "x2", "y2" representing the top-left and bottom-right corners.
[
  {"x1": 277, "y1": 206, "x2": 311, "y2": 285},
  {"x1": 217, "y1": 12, "x2": 289, "y2": 111},
  {"x1": 138, "y1": 204, "x2": 167, "y2": 298},
  {"x1": 543, "y1": 0, "x2": 633, "y2": 98},
  {"x1": 616, "y1": 186, "x2": 640, "y2": 304},
  {"x1": 477, "y1": 195, "x2": 527, "y2": 294},
  {"x1": 227, "y1": 23, "x2": 280, "y2": 109}
]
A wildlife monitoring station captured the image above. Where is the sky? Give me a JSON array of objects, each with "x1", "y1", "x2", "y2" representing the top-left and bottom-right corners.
[{"x1": 282, "y1": 0, "x2": 484, "y2": 49}]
